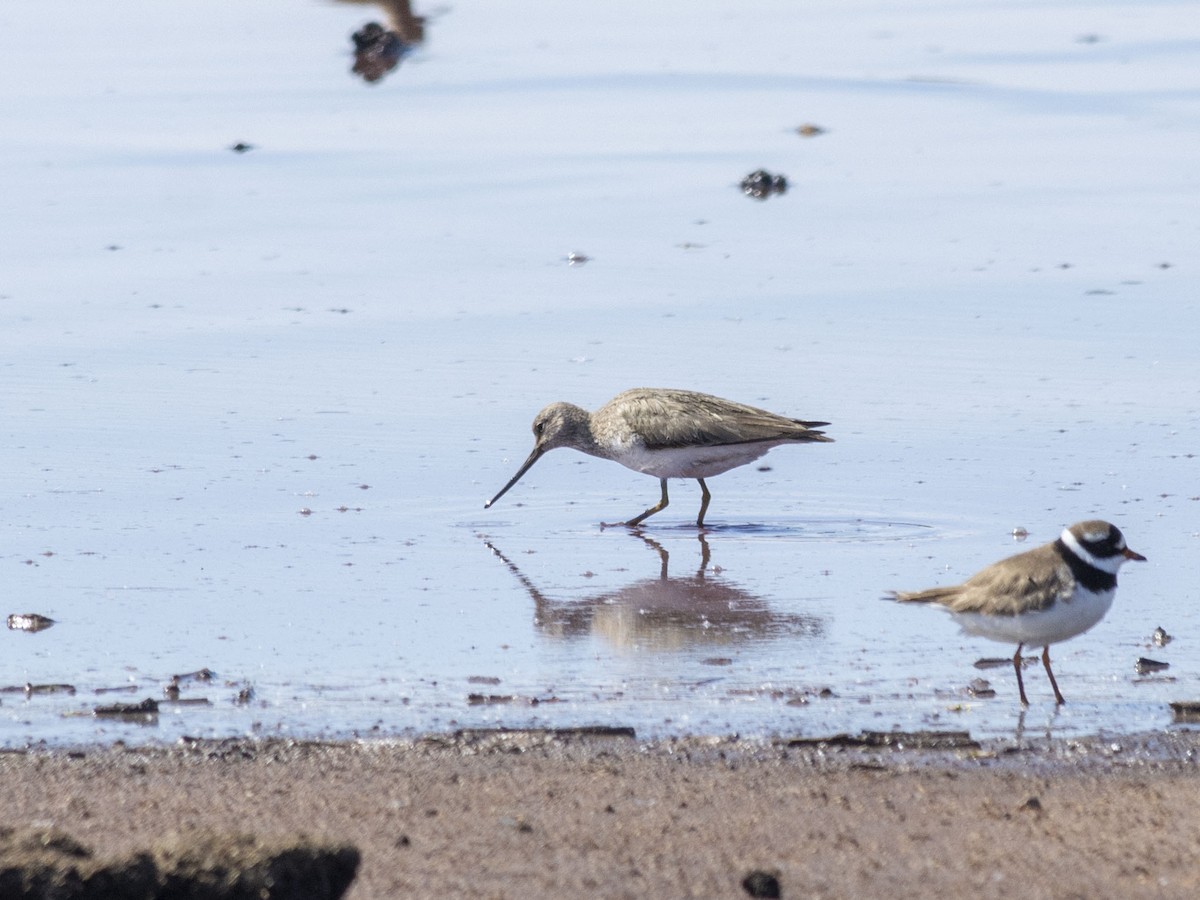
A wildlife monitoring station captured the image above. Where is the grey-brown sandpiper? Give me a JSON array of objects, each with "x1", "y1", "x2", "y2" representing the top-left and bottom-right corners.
[
  {"x1": 484, "y1": 387, "x2": 833, "y2": 527},
  {"x1": 892, "y1": 520, "x2": 1146, "y2": 706}
]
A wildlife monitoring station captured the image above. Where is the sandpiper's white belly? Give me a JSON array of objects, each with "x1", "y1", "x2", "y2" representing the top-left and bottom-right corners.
[
  {"x1": 951, "y1": 587, "x2": 1116, "y2": 646},
  {"x1": 608, "y1": 440, "x2": 778, "y2": 480}
]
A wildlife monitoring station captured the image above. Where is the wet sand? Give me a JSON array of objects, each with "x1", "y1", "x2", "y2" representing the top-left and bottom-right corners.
[{"x1": 4, "y1": 729, "x2": 1199, "y2": 898}]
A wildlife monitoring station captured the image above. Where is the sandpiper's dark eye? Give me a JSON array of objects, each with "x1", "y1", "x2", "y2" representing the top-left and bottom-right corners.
[{"x1": 533, "y1": 421, "x2": 544, "y2": 436}]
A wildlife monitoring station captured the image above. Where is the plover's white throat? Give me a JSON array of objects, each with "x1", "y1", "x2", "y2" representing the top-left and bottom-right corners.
[
  {"x1": 892, "y1": 520, "x2": 1146, "y2": 706},
  {"x1": 484, "y1": 388, "x2": 833, "y2": 527}
]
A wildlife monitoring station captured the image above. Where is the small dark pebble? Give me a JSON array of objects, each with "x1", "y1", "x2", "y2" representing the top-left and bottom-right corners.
[
  {"x1": 1153, "y1": 626, "x2": 1173, "y2": 647},
  {"x1": 742, "y1": 869, "x2": 782, "y2": 898},
  {"x1": 967, "y1": 678, "x2": 995, "y2": 699},
  {"x1": 1019, "y1": 796, "x2": 1043, "y2": 814},
  {"x1": 6, "y1": 613, "x2": 56, "y2": 632},
  {"x1": 1135, "y1": 657, "x2": 1170, "y2": 675},
  {"x1": 173, "y1": 668, "x2": 216, "y2": 683},
  {"x1": 796, "y1": 123, "x2": 825, "y2": 137},
  {"x1": 235, "y1": 684, "x2": 256, "y2": 705},
  {"x1": 701, "y1": 657, "x2": 734, "y2": 666},
  {"x1": 740, "y1": 169, "x2": 788, "y2": 200},
  {"x1": 229, "y1": 142, "x2": 255, "y2": 153}
]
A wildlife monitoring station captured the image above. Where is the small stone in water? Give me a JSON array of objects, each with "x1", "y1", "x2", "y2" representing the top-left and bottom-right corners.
[{"x1": 1134, "y1": 657, "x2": 1169, "y2": 675}]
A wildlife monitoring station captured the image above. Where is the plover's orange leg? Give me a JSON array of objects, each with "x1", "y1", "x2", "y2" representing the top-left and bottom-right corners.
[
  {"x1": 1041, "y1": 645, "x2": 1065, "y2": 705},
  {"x1": 1013, "y1": 643, "x2": 1030, "y2": 707}
]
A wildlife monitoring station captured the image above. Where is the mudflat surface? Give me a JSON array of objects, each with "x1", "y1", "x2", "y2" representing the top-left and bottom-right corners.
[{"x1": 4, "y1": 730, "x2": 1199, "y2": 898}]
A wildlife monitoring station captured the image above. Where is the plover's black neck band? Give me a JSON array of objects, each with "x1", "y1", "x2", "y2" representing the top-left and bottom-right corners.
[{"x1": 1055, "y1": 538, "x2": 1118, "y2": 593}]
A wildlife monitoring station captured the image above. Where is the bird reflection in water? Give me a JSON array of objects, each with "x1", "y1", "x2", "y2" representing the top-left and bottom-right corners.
[
  {"x1": 336, "y1": 0, "x2": 427, "y2": 83},
  {"x1": 484, "y1": 532, "x2": 824, "y2": 652}
]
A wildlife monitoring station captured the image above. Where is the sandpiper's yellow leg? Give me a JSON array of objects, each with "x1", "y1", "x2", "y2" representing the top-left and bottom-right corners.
[
  {"x1": 624, "y1": 479, "x2": 670, "y2": 527},
  {"x1": 696, "y1": 478, "x2": 712, "y2": 528}
]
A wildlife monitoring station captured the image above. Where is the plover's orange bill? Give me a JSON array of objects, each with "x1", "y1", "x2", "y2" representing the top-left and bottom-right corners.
[
  {"x1": 485, "y1": 387, "x2": 833, "y2": 527},
  {"x1": 892, "y1": 520, "x2": 1146, "y2": 706}
]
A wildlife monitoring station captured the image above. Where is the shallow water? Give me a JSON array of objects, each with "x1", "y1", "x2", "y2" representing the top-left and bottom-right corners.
[{"x1": 2, "y1": 0, "x2": 1198, "y2": 747}]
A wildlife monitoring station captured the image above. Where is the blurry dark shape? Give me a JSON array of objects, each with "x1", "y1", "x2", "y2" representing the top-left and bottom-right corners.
[
  {"x1": 795, "y1": 123, "x2": 825, "y2": 137},
  {"x1": 742, "y1": 870, "x2": 781, "y2": 898},
  {"x1": 0, "y1": 683, "x2": 75, "y2": 695},
  {"x1": 967, "y1": 678, "x2": 995, "y2": 698},
  {"x1": 94, "y1": 697, "x2": 159, "y2": 721},
  {"x1": 1152, "y1": 626, "x2": 1173, "y2": 646},
  {"x1": 741, "y1": 169, "x2": 788, "y2": 200},
  {"x1": 340, "y1": 0, "x2": 427, "y2": 84},
  {"x1": 1135, "y1": 657, "x2": 1169, "y2": 675},
  {"x1": 566, "y1": 251, "x2": 591, "y2": 266},
  {"x1": 229, "y1": 142, "x2": 255, "y2": 153},
  {"x1": 1169, "y1": 701, "x2": 1200, "y2": 723},
  {"x1": 7, "y1": 613, "x2": 55, "y2": 632}
]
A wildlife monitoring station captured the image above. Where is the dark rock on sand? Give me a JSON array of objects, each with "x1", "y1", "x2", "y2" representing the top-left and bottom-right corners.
[
  {"x1": 0, "y1": 827, "x2": 359, "y2": 900},
  {"x1": 742, "y1": 869, "x2": 782, "y2": 897}
]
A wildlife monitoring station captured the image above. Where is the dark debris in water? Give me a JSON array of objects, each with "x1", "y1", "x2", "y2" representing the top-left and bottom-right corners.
[
  {"x1": 1169, "y1": 701, "x2": 1200, "y2": 723},
  {"x1": 466, "y1": 693, "x2": 558, "y2": 706},
  {"x1": 1153, "y1": 626, "x2": 1173, "y2": 647},
  {"x1": 740, "y1": 169, "x2": 788, "y2": 200},
  {"x1": 967, "y1": 678, "x2": 995, "y2": 699},
  {"x1": 94, "y1": 698, "x2": 159, "y2": 720},
  {"x1": 975, "y1": 656, "x2": 1038, "y2": 670},
  {"x1": 785, "y1": 730, "x2": 980, "y2": 751},
  {"x1": 1135, "y1": 657, "x2": 1170, "y2": 675},
  {"x1": 1, "y1": 683, "x2": 77, "y2": 696},
  {"x1": 6, "y1": 613, "x2": 55, "y2": 633}
]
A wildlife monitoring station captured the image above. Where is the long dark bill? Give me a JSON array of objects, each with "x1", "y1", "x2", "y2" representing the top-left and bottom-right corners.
[{"x1": 484, "y1": 445, "x2": 546, "y2": 509}]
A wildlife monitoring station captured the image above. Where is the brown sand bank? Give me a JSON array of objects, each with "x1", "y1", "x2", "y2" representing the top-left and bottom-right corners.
[{"x1": 3, "y1": 728, "x2": 1199, "y2": 898}]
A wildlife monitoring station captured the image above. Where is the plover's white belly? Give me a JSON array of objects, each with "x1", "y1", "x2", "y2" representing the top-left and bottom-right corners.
[
  {"x1": 610, "y1": 441, "x2": 777, "y2": 479},
  {"x1": 951, "y1": 587, "x2": 1116, "y2": 647}
]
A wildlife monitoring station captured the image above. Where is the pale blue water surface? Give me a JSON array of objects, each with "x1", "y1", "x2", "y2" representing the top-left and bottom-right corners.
[{"x1": 1, "y1": 0, "x2": 1198, "y2": 746}]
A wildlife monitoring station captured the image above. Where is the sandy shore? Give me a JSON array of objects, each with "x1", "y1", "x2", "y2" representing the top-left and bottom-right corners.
[{"x1": 3, "y1": 728, "x2": 1199, "y2": 898}]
